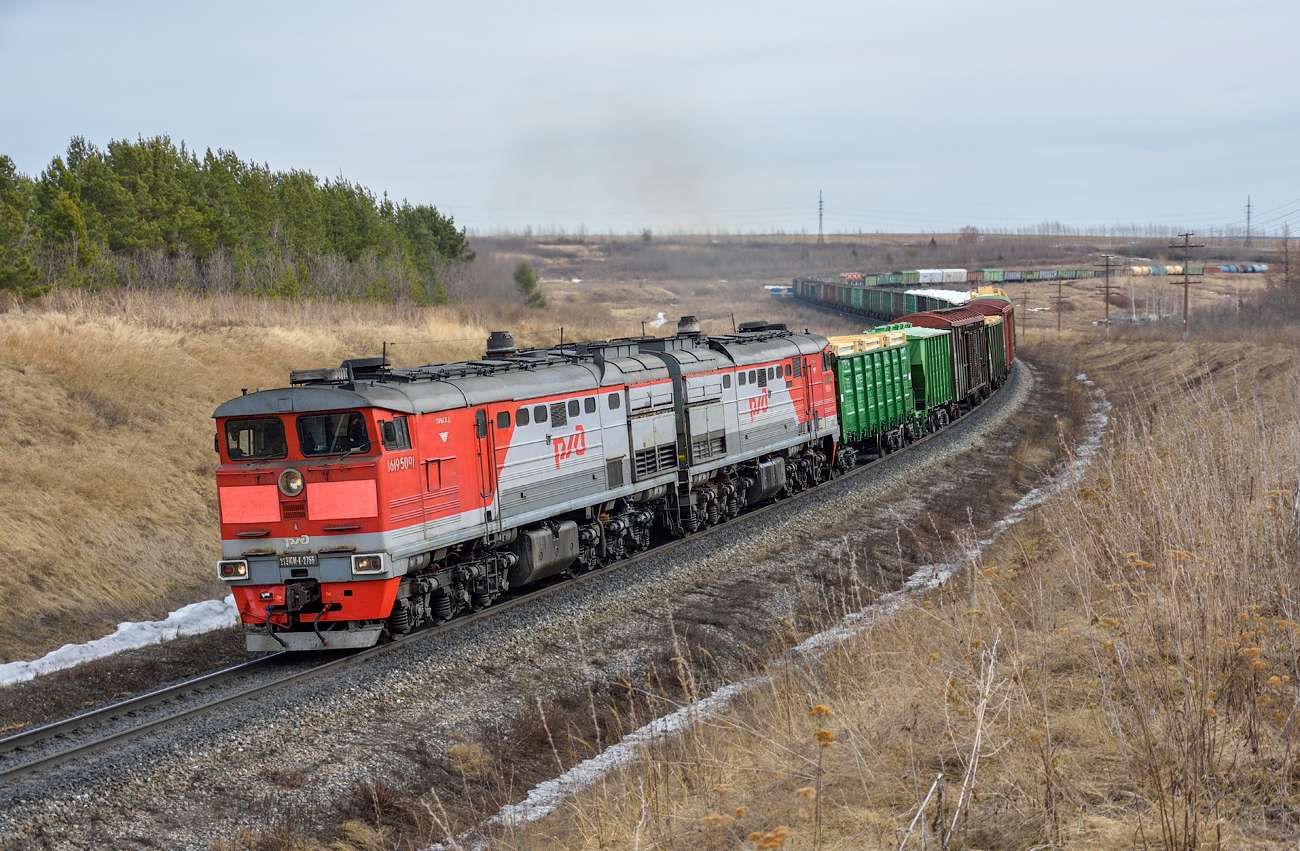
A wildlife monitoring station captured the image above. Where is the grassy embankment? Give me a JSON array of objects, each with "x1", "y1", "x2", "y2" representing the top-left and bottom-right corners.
[
  {"x1": 479, "y1": 336, "x2": 1300, "y2": 850},
  {"x1": 0, "y1": 291, "x2": 634, "y2": 662}
]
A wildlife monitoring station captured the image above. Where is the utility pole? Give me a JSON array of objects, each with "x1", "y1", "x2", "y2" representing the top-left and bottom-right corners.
[
  {"x1": 1168, "y1": 231, "x2": 1205, "y2": 340},
  {"x1": 1050, "y1": 275, "x2": 1068, "y2": 335},
  {"x1": 1245, "y1": 195, "x2": 1252, "y2": 246},
  {"x1": 1020, "y1": 290, "x2": 1028, "y2": 337},
  {"x1": 1284, "y1": 224, "x2": 1291, "y2": 289},
  {"x1": 1094, "y1": 254, "x2": 1120, "y2": 337},
  {"x1": 817, "y1": 190, "x2": 825, "y2": 245}
]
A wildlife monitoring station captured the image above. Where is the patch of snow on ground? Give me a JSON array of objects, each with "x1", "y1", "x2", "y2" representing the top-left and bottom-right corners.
[
  {"x1": 648, "y1": 311, "x2": 667, "y2": 328},
  {"x1": 429, "y1": 372, "x2": 1112, "y2": 850},
  {"x1": 0, "y1": 596, "x2": 238, "y2": 687}
]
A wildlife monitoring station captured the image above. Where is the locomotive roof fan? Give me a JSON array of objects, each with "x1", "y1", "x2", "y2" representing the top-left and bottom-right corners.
[{"x1": 486, "y1": 330, "x2": 517, "y2": 357}]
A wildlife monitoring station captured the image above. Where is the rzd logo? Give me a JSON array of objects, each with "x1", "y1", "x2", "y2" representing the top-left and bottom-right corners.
[
  {"x1": 553, "y1": 425, "x2": 587, "y2": 468},
  {"x1": 747, "y1": 391, "x2": 770, "y2": 421}
]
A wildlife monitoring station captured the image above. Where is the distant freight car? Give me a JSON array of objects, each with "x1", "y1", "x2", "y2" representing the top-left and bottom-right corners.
[
  {"x1": 897, "y1": 308, "x2": 991, "y2": 405},
  {"x1": 964, "y1": 296, "x2": 1016, "y2": 371}
]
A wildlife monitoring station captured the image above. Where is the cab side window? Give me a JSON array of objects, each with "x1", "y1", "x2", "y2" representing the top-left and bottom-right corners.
[{"x1": 381, "y1": 416, "x2": 411, "y2": 451}]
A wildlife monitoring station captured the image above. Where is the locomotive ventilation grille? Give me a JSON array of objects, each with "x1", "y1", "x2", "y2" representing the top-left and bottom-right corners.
[
  {"x1": 634, "y1": 443, "x2": 678, "y2": 478},
  {"x1": 282, "y1": 500, "x2": 307, "y2": 519},
  {"x1": 690, "y1": 434, "x2": 726, "y2": 460}
]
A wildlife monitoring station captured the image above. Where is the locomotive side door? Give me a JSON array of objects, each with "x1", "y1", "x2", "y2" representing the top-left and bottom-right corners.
[{"x1": 473, "y1": 408, "x2": 502, "y2": 535}]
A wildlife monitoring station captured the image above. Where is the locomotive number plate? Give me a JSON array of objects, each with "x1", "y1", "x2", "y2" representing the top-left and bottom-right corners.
[{"x1": 278, "y1": 553, "x2": 319, "y2": 569}]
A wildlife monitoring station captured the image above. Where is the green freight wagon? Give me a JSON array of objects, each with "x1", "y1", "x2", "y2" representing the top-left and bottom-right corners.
[
  {"x1": 851, "y1": 286, "x2": 864, "y2": 312},
  {"x1": 827, "y1": 331, "x2": 914, "y2": 443},
  {"x1": 875, "y1": 322, "x2": 954, "y2": 420},
  {"x1": 979, "y1": 268, "x2": 1005, "y2": 283},
  {"x1": 900, "y1": 270, "x2": 921, "y2": 286}
]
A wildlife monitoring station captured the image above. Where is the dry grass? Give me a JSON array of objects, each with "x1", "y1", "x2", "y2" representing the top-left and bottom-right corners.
[
  {"x1": 490, "y1": 337, "x2": 1300, "y2": 850},
  {"x1": 0, "y1": 290, "x2": 631, "y2": 660}
]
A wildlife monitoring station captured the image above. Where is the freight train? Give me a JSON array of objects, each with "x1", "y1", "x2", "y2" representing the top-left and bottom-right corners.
[
  {"x1": 828, "y1": 263, "x2": 1268, "y2": 287},
  {"x1": 213, "y1": 301, "x2": 1015, "y2": 651}
]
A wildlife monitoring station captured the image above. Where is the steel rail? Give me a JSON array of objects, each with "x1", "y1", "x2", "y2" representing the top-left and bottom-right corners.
[{"x1": 0, "y1": 363, "x2": 1022, "y2": 787}]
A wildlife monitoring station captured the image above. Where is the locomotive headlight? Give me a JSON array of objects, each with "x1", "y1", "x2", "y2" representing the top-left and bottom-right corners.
[
  {"x1": 351, "y1": 554, "x2": 384, "y2": 575},
  {"x1": 217, "y1": 559, "x2": 248, "y2": 580},
  {"x1": 278, "y1": 468, "x2": 304, "y2": 497}
]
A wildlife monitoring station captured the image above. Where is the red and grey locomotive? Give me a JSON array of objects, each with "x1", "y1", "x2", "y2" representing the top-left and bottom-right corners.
[{"x1": 213, "y1": 318, "x2": 838, "y2": 650}]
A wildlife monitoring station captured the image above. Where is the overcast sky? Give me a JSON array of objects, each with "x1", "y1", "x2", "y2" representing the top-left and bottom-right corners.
[{"x1": 3, "y1": 0, "x2": 1297, "y2": 234}]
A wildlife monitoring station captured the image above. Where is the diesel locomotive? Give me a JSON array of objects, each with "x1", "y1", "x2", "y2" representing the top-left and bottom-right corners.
[{"x1": 214, "y1": 318, "x2": 840, "y2": 650}]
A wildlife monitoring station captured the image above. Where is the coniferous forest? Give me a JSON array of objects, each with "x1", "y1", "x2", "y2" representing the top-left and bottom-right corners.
[{"x1": 0, "y1": 136, "x2": 472, "y2": 302}]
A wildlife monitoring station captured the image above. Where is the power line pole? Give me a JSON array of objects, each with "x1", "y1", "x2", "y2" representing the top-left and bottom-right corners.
[
  {"x1": 1168, "y1": 231, "x2": 1205, "y2": 340},
  {"x1": 1094, "y1": 254, "x2": 1119, "y2": 338},
  {"x1": 1284, "y1": 223, "x2": 1291, "y2": 288},
  {"x1": 1051, "y1": 274, "x2": 1067, "y2": 335},
  {"x1": 1245, "y1": 195, "x2": 1252, "y2": 246},
  {"x1": 817, "y1": 190, "x2": 824, "y2": 245}
]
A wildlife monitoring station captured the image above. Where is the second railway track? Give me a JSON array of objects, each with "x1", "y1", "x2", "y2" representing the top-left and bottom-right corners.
[{"x1": 0, "y1": 363, "x2": 1027, "y2": 790}]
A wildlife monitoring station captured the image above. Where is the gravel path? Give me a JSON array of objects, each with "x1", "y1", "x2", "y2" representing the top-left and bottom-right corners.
[{"x1": 0, "y1": 361, "x2": 1061, "y2": 850}]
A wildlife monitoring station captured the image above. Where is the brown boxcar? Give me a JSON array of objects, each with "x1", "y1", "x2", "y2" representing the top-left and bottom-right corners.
[
  {"x1": 965, "y1": 297, "x2": 1015, "y2": 371},
  {"x1": 897, "y1": 308, "x2": 991, "y2": 405}
]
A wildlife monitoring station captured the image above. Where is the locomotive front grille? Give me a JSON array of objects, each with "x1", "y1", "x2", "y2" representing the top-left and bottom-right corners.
[{"x1": 281, "y1": 499, "x2": 307, "y2": 519}]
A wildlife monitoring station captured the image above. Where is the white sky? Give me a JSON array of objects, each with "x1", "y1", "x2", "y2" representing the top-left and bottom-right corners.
[{"x1": 3, "y1": 0, "x2": 1297, "y2": 234}]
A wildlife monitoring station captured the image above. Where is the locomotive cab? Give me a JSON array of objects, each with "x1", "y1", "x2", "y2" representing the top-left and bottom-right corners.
[{"x1": 214, "y1": 378, "x2": 421, "y2": 650}]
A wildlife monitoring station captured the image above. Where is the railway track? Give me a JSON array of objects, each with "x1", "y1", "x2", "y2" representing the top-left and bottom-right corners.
[{"x1": 0, "y1": 364, "x2": 1023, "y2": 789}]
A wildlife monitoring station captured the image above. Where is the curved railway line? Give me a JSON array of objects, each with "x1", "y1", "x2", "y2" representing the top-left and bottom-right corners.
[{"x1": 0, "y1": 363, "x2": 1026, "y2": 789}]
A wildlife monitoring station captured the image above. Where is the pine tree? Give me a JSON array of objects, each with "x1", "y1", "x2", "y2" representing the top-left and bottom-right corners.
[
  {"x1": 0, "y1": 155, "x2": 41, "y2": 295},
  {"x1": 514, "y1": 261, "x2": 545, "y2": 308}
]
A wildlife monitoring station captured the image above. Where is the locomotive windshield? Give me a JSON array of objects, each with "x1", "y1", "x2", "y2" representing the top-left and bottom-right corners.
[
  {"x1": 225, "y1": 418, "x2": 287, "y2": 461},
  {"x1": 297, "y1": 411, "x2": 371, "y2": 456}
]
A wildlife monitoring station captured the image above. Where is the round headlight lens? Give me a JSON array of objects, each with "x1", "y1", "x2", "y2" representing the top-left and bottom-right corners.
[{"x1": 278, "y1": 468, "x2": 304, "y2": 497}]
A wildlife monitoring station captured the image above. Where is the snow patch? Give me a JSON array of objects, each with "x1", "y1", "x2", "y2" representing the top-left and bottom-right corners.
[
  {"x1": 648, "y1": 311, "x2": 667, "y2": 328},
  {"x1": 0, "y1": 596, "x2": 238, "y2": 687},
  {"x1": 428, "y1": 373, "x2": 1111, "y2": 849}
]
